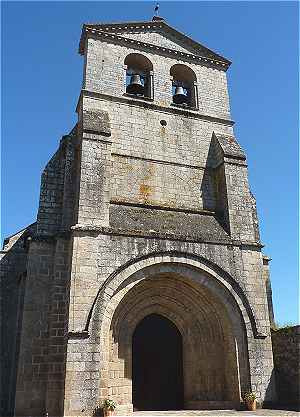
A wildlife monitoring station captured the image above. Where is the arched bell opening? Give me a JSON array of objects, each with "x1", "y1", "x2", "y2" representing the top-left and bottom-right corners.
[
  {"x1": 99, "y1": 270, "x2": 248, "y2": 413},
  {"x1": 170, "y1": 64, "x2": 198, "y2": 109},
  {"x1": 124, "y1": 53, "x2": 153, "y2": 99}
]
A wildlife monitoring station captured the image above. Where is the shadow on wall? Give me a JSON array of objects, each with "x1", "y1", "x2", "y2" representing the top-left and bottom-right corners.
[
  {"x1": 263, "y1": 369, "x2": 277, "y2": 410},
  {"x1": 199, "y1": 167, "x2": 217, "y2": 213},
  {"x1": 201, "y1": 138, "x2": 229, "y2": 233},
  {"x1": 271, "y1": 326, "x2": 300, "y2": 411},
  {"x1": 0, "y1": 226, "x2": 34, "y2": 417}
]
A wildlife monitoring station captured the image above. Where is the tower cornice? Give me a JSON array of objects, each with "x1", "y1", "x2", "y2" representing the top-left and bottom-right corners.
[
  {"x1": 79, "y1": 23, "x2": 231, "y2": 71},
  {"x1": 76, "y1": 89, "x2": 235, "y2": 127}
]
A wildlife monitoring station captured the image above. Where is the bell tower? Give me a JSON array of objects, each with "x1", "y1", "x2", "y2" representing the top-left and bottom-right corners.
[
  {"x1": 64, "y1": 18, "x2": 275, "y2": 414},
  {"x1": 76, "y1": 19, "x2": 232, "y2": 229},
  {"x1": 9, "y1": 18, "x2": 276, "y2": 417}
]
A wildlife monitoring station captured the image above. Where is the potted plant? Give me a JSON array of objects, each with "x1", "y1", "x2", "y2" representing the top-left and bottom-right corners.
[
  {"x1": 102, "y1": 398, "x2": 117, "y2": 417},
  {"x1": 243, "y1": 391, "x2": 257, "y2": 411}
]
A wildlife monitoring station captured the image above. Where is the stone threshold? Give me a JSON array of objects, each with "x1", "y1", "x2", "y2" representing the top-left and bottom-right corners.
[{"x1": 127, "y1": 410, "x2": 300, "y2": 416}]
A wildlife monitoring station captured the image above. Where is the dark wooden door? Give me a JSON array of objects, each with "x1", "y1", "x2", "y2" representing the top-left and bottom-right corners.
[{"x1": 132, "y1": 313, "x2": 184, "y2": 411}]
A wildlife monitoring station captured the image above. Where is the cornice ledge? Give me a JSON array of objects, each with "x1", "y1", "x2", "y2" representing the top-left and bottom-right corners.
[
  {"x1": 71, "y1": 224, "x2": 264, "y2": 249},
  {"x1": 82, "y1": 131, "x2": 112, "y2": 143},
  {"x1": 80, "y1": 90, "x2": 235, "y2": 127},
  {"x1": 80, "y1": 27, "x2": 230, "y2": 71},
  {"x1": 232, "y1": 240, "x2": 264, "y2": 249}
]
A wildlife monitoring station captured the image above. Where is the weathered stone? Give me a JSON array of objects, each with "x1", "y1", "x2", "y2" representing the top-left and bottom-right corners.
[
  {"x1": 1, "y1": 18, "x2": 278, "y2": 417},
  {"x1": 82, "y1": 108, "x2": 111, "y2": 136}
]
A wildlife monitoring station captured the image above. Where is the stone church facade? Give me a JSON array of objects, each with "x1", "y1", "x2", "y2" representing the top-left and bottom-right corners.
[{"x1": 1, "y1": 18, "x2": 276, "y2": 417}]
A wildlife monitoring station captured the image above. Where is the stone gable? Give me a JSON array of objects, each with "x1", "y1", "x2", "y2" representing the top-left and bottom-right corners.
[{"x1": 80, "y1": 20, "x2": 231, "y2": 68}]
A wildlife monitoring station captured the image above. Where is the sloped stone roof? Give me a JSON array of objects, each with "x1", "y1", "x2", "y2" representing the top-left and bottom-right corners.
[
  {"x1": 110, "y1": 204, "x2": 230, "y2": 243},
  {"x1": 2, "y1": 223, "x2": 36, "y2": 251},
  {"x1": 213, "y1": 132, "x2": 246, "y2": 159}
]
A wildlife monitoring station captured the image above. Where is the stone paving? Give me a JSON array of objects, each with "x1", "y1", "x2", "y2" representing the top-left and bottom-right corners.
[{"x1": 129, "y1": 410, "x2": 300, "y2": 417}]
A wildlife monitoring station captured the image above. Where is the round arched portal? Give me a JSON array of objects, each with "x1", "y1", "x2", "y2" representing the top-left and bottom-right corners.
[{"x1": 98, "y1": 264, "x2": 248, "y2": 414}]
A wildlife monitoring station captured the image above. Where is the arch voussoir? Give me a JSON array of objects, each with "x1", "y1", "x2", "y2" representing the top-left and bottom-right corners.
[{"x1": 88, "y1": 252, "x2": 263, "y2": 341}]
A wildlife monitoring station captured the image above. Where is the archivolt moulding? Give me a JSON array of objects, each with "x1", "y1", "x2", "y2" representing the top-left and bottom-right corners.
[{"x1": 83, "y1": 251, "x2": 266, "y2": 339}]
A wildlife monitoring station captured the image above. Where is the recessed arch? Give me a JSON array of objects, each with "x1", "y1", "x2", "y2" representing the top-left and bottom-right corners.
[
  {"x1": 170, "y1": 63, "x2": 198, "y2": 108},
  {"x1": 170, "y1": 63, "x2": 197, "y2": 84},
  {"x1": 124, "y1": 53, "x2": 153, "y2": 72},
  {"x1": 98, "y1": 272, "x2": 244, "y2": 412},
  {"x1": 124, "y1": 53, "x2": 153, "y2": 98},
  {"x1": 84, "y1": 252, "x2": 268, "y2": 413},
  {"x1": 85, "y1": 252, "x2": 265, "y2": 340}
]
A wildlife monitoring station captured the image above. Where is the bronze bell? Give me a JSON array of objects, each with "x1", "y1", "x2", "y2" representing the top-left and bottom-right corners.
[
  {"x1": 126, "y1": 74, "x2": 144, "y2": 95},
  {"x1": 173, "y1": 86, "x2": 188, "y2": 104}
]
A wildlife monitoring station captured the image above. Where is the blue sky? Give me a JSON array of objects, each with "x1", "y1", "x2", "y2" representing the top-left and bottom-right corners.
[{"x1": 2, "y1": 1, "x2": 299, "y2": 324}]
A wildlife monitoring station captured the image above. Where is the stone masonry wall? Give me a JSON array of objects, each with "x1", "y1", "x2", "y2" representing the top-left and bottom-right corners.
[
  {"x1": 81, "y1": 95, "x2": 234, "y2": 217},
  {"x1": 83, "y1": 96, "x2": 233, "y2": 167},
  {"x1": 0, "y1": 250, "x2": 27, "y2": 417},
  {"x1": 272, "y1": 326, "x2": 300, "y2": 408},
  {"x1": 14, "y1": 240, "x2": 55, "y2": 415},
  {"x1": 37, "y1": 133, "x2": 77, "y2": 236},
  {"x1": 111, "y1": 154, "x2": 216, "y2": 211},
  {"x1": 12, "y1": 235, "x2": 72, "y2": 417}
]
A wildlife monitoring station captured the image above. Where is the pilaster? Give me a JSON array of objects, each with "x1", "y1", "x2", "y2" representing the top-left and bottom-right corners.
[{"x1": 76, "y1": 99, "x2": 112, "y2": 228}]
